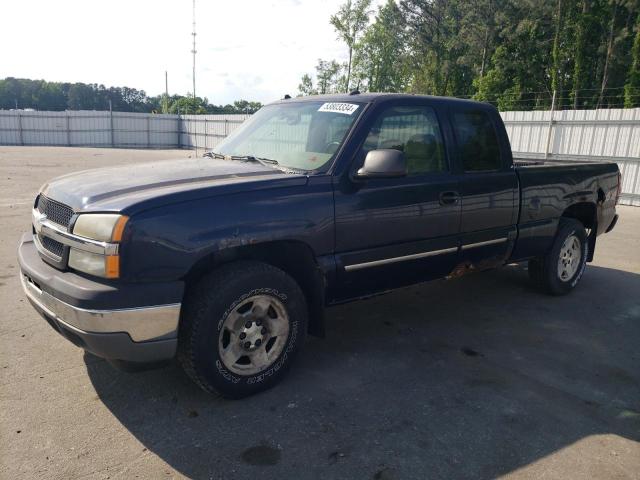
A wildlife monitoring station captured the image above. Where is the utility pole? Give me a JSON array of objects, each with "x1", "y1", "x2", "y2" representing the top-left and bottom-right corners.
[
  {"x1": 164, "y1": 70, "x2": 169, "y2": 114},
  {"x1": 109, "y1": 99, "x2": 114, "y2": 147},
  {"x1": 191, "y1": 0, "x2": 198, "y2": 154},
  {"x1": 545, "y1": 89, "x2": 557, "y2": 160},
  {"x1": 191, "y1": 0, "x2": 197, "y2": 105}
]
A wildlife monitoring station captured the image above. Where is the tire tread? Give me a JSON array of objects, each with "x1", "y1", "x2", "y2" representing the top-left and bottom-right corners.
[
  {"x1": 528, "y1": 218, "x2": 587, "y2": 296},
  {"x1": 177, "y1": 260, "x2": 306, "y2": 397}
]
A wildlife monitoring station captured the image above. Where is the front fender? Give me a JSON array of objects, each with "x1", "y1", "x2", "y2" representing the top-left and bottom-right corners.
[{"x1": 119, "y1": 177, "x2": 335, "y2": 283}]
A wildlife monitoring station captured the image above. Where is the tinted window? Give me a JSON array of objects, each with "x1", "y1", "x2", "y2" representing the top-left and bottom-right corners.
[
  {"x1": 362, "y1": 106, "x2": 446, "y2": 175},
  {"x1": 453, "y1": 111, "x2": 501, "y2": 171}
]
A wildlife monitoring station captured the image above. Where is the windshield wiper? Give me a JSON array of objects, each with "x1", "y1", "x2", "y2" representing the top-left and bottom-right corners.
[
  {"x1": 203, "y1": 151, "x2": 225, "y2": 159},
  {"x1": 203, "y1": 151, "x2": 311, "y2": 174},
  {"x1": 203, "y1": 151, "x2": 278, "y2": 167},
  {"x1": 231, "y1": 155, "x2": 279, "y2": 166}
]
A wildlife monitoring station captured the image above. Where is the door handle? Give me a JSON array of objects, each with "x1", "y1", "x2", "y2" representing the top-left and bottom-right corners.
[{"x1": 439, "y1": 191, "x2": 460, "y2": 205}]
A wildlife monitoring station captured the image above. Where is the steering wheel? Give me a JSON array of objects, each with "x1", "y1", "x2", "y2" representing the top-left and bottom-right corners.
[{"x1": 325, "y1": 141, "x2": 341, "y2": 154}]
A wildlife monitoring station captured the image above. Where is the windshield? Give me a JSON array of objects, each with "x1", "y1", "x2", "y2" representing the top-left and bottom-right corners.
[{"x1": 213, "y1": 101, "x2": 364, "y2": 171}]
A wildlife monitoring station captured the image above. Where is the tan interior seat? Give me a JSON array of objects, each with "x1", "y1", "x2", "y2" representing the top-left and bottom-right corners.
[{"x1": 404, "y1": 133, "x2": 441, "y2": 173}]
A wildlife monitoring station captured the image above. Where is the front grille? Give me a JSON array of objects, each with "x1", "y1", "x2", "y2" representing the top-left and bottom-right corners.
[
  {"x1": 37, "y1": 194, "x2": 74, "y2": 228},
  {"x1": 40, "y1": 235, "x2": 65, "y2": 258}
]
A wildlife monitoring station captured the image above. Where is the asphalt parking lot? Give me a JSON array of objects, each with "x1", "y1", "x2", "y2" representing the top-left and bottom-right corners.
[{"x1": 1, "y1": 146, "x2": 639, "y2": 480}]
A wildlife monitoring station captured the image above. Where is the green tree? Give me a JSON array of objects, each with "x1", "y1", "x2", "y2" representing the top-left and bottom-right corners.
[
  {"x1": 355, "y1": 0, "x2": 409, "y2": 92},
  {"x1": 571, "y1": 0, "x2": 599, "y2": 108},
  {"x1": 401, "y1": 0, "x2": 474, "y2": 96},
  {"x1": 67, "y1": 83, "x2": 97, "y2": 110},
  {"x1": 625, "y1": 10, "x2": 640, "y2": 106},
  {"x1": 168, "y1": 95, "x2": 207, "y2": 114},
  {"x1": 0, "y1": 77, "x2": 264, "y2": 114},
  {"x1": 597, "y1": 0, "x2": 620, "y2": 107},
  {"x1": 473, "y1": 1, "x2": 557, "y2": 109},
  {"x1": 297, "y1": 73, "x2": 317, "y2": 96},
  {"x1": 315, "y1": 59, "x2": 344, "y2": 94},
  {"x1": 455, "y1": 0, "x2": 503, "y2": 81},
  {"x1": 231, "y1": 100, "x2": 262, "y2": 114},
  {"x1": 330, "y1": 0, "x2": 373, "y2": 91},
  {"x1": 551, "y1": 0, "x2": 566, "y2": 106}
]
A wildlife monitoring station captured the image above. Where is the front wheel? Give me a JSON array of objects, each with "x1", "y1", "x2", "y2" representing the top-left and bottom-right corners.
[
  {"x1": 528, "y1": 218, "x2": 588, "y2": 295},
  {"x1": 178, "y1": 261, "x2": 308, "y2": 398}
]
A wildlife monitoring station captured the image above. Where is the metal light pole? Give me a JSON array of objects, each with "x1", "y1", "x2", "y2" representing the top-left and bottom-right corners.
[
  {"x1": 544, "y1": 89, "x2": 557, "y2": 160},
  {"x1": 164, "y1": 70, "x2": 169, "y2": 114},
  {"x1": 191, "y1": 0, "x2": 197, "y2": 104}
]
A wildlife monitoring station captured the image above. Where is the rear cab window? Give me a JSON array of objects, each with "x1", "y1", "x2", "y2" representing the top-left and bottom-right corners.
[{"x1": 452, "y1": 110, "x2": 502, "y2": 172}]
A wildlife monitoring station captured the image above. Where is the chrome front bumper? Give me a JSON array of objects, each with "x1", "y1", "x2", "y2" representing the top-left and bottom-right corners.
[
  {"x1": 20, "y1": 273, "x2": 181, "y2": 342},
  {"x1": 18, "y1": 232, "x2": 184, "y2": 362}
]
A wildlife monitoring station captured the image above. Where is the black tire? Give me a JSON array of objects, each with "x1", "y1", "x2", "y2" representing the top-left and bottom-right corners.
[
  {"x1": 528, "y1": 218, "x2": 588, "y2": 295},
  {"x1": 177, "y1": 260, "x2": 308, "y2": 398}
]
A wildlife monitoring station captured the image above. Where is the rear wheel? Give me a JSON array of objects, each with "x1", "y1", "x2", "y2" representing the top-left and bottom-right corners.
[
  {"x1": 528, "y1": 218, "x2": 588, "y2": 295},
  {"x1": 178, "y1": 261, "x2": 308, "y2": 398}
]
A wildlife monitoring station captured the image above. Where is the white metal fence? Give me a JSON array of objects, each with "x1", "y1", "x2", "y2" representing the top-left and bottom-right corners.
[
  {"x1": 0, "y1": 110, "x2": 179, "y2": 148},
  {"x1": 1, "y1": 107, "x2": 638, "y2": 205},
  {"x1": 179, "y1": 114, "x2": 250, "y2": 150},
  {"x1": 501, "y1": 108, "x2": 640, "y2": 206},
  {"x1": 0, "y1": 110, "x2": 249, "y2": 150}
]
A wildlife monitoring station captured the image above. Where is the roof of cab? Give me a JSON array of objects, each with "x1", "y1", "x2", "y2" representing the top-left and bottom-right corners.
[{"x1": 269, "y1": 92, "x2": 494, "y2": 110}]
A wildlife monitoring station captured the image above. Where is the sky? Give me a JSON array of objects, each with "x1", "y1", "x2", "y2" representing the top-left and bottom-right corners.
[{"x1": 0, "y1": 0, "x2": 385, "y2": 105}]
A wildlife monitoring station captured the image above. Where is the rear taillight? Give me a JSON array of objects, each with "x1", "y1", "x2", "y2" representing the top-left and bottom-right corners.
[{"x1": 615, "y1": 171, "x2": 622, "y2": 205}]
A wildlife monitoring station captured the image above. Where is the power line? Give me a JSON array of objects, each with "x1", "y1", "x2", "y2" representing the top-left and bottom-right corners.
[
  {"x1": 474, "y1": 95, "x2": 640, "y2": 102},
  {"x1": 445, "y1": 86, "x2": 633, "y2": 100}
]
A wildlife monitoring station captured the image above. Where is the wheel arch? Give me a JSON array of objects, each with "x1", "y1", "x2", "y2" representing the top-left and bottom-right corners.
[
  {"x1": 183, "y1": 240, "x2": 326, "y2": 337},
  {"x1": 561, "y1": 201, "x2": 597, "y2": 261}
]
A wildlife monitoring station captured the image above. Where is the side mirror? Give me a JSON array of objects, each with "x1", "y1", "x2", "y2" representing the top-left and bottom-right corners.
[{"x1": 356, "y1": 149, "x2": 407, "y2": 179}]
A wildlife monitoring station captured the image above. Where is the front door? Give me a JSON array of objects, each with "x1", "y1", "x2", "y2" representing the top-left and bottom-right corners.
[{"x1": 332, "y1": 102, "x2": 461, "y2": 300}]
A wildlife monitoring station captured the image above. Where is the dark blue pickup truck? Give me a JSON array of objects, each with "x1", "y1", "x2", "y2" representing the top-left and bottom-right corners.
[{"x1": 18, "y1": 93, "x2": 620, "y2": 398}]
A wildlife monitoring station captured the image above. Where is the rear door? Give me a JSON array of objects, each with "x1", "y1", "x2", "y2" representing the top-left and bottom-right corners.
[
  {"x1": 332, "y1": 100, "x2": 461, "y2": 300},
  {"x1": 449, "y1": 106, "x2": 518, "y2": 269}
]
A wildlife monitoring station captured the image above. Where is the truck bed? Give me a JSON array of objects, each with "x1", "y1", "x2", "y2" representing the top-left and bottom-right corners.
[{"x1": 514, "y1": 159, "x2": 619, "y2": 234}]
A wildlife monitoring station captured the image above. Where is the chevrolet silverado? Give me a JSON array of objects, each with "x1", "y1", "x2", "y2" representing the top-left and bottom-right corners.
[{"x1": 18, "y1": 93, "x2": 621, "y2": 398}]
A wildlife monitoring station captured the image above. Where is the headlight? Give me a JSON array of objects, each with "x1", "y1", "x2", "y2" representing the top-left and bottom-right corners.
[
  {"x1": 69, "y1": 214, "x2": 128, "y2": 278},
  {"x1": 73, "y1": 214, "x2": 128, "y2": 242}
]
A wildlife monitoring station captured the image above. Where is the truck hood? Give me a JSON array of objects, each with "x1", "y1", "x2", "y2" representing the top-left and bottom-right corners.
[{"x1": 40, "y1": 157, "x2": 306, "y2": 214}]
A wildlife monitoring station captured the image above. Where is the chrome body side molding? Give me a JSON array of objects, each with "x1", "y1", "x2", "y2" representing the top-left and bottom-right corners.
[
  {"x1": 344, "y1": 238, "x2": 508, "y2": 271},
  {"x1": 460, "y1": 238, "x2": 508, "y2": 250},
  {"x1": 344, "y1": 246, "x2": 459, "y2": 272}
]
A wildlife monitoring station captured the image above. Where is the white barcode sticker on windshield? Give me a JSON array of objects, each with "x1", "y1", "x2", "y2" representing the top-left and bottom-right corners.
[{"x1": 318, "y1": 102, "x2": 359, "y2": 115}]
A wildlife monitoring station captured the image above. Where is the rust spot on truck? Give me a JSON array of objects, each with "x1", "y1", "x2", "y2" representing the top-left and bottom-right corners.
[{"x1": 447, "y1": 255, "x2": 505, "y2": 279}]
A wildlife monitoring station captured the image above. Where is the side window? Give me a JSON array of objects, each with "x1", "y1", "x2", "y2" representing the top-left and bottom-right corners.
[
  {"x1": 362, "y1": 106, "x2": 446, "y2": 175},
  {"x1": 453, "y1": 111, "x2": 501, "y2": 171}
]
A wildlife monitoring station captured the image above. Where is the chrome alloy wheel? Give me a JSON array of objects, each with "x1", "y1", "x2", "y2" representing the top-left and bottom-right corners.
[
  {"x1": 218, "y1": 295, "x2": 290, "y2": 375},
  {"x1": 557, "y1": 234, "x2": 582, "y2": 282}
]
